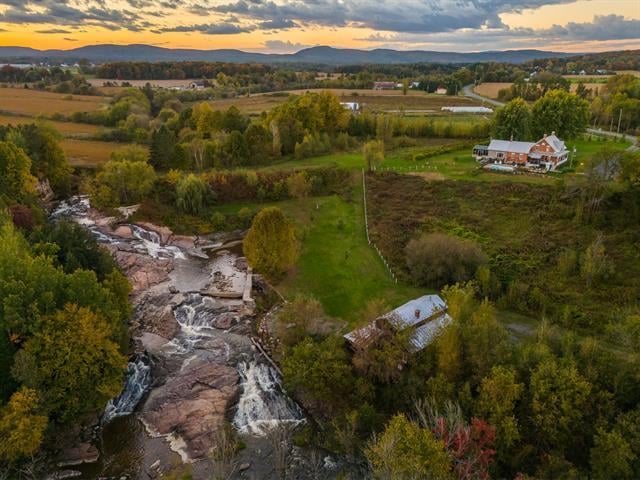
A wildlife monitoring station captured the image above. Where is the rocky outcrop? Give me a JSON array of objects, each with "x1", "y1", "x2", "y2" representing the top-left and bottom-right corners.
[
  {"x1": 137, "y1": 222, "x2": 174, "y2": 245},
  {"x1": 142, "y1": 355, "x2": 239, "y2": 459},
  {"x1": 57, "y1": 442, "x2": 100, "y2": 467},
  {"x1": 109, "y1": 248, "x2": 174, "y2": 293},
  {"x1": 132, "y1": 290, "x2": 182, "y2": 339}
]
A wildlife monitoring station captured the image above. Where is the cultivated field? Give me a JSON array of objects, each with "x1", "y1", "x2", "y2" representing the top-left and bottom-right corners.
[
  {"x1": 208, "y1": 89, "x2": 480, "y2": 114},
  {"x1": 0, "y1": 87, "x2": 108, "y2": 116},
  {"x1": 62, "y1": 139, "x2": 147, "y2": 167},
  {"x1": 0, "y1": 114, "x2": 103, "y2": 136}
]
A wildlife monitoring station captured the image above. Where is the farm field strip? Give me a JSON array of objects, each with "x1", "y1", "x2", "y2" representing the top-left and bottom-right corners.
[
  {"x1": 0, "y1": 114, "x2": 104, "y2": 136},
  {"x1": 0, "y1": 87, "x2": 108, "y2": 116},
  {"x1": 61, "y1": 139, "x2": 147, "y2": 168}
]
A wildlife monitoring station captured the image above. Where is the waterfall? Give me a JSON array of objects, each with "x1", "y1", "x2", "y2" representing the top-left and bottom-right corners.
[
  {"x1": 233, "y1": 361, "x2": 304, "y2": 436},
  {"x1": 103, "y1": 355, "x2": 152, "y2": 424},
  {"x1": 128, "y1": 224, "x2": 185, "y2": 260}
]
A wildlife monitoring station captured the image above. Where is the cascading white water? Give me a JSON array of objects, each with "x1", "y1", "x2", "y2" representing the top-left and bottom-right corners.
[
  {"x1": 128, "y1": 224, "x2": 185, "y2": 260},
  {"x1": 103, "y1": 355, "x2": 152, "y2": 423},
  {"x1": 233, "y1": 361, "x2": 305, "y2": 436}
]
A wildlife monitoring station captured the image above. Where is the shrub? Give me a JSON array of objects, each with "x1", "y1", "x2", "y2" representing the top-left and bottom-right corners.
[{"x1": 406, "y1": 233, "x2": 487, "y2": 288}]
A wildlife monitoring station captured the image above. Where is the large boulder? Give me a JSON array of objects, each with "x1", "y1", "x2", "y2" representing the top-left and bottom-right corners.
[
  {"x1": 142, "y1": 355, "x2": 239, "y2": 459},
  {"x1": 110, "y1": 249, "x2": 173, "y2": 293}
]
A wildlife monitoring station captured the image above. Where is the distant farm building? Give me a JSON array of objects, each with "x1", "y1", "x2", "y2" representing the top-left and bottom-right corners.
[
  {"x1": 340, "y1": 102, "x2": 360, "y2": 112},
  {"x1": 373, "y1": 81, "x2": 397, "y2": 90},
  {"x1": 473, "y1": 132, "x2": 570, "y2": 171},
  {"x1": 344, "y1": 295, "x2": 452, "y2": 353},
  {"x1": 189, "y1": 80, "x2": 206, "y2": 90},
  {"x1": 441, "y1": 106, "x2": 493, "y2": 114},
  {"x1": 435, "y1": 87, "x2": 448, "y2": 95}
]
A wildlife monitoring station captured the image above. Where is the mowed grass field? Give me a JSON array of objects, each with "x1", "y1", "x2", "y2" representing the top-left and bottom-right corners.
[
  {"x1": 0, "y1": 115, "x2": 103, "y2": 137},
  {"x1": 62, "y1": 139, "x2": 148, "y2": 167},
  {"x1": 0, "y1": 88, "x2": 108, "y2": 116},
  {"x1": 204, "y1": 180, "x2": 424, "y2": 322},
  {"x1": 209, "y1": 89, "x2": 480, "y2": 114}
]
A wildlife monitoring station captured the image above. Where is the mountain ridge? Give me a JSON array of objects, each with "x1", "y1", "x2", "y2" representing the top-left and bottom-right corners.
[{"x1": 0, "y1": 44, "x2": 579, "y2": 65}]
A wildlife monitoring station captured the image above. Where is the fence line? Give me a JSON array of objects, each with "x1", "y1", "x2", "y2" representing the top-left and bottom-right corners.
[{"x1": 362, "y1": 169, "x2": 398, "y2": 284}]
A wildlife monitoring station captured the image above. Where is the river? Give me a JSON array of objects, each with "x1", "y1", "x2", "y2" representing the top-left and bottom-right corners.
[{"x1": 48, "y1": 197, "x2": 340, "y2": 479}]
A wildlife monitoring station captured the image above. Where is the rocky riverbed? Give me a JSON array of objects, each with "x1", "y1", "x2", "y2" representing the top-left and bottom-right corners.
[{"x1": 47, "y1": 197, "x2": 344, "y2": 480}]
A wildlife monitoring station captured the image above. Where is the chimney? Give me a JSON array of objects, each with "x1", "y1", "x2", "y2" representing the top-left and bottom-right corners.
[
  {"x1": 543, "y1": 132, "x2": 547, "y2": 138},
  {"x1": 551, "y1": 131, "x2": 556, "y2": 136},
  {"x1": 510, "y1": 134, "x2": 513, "y2": 141},
  {"x1": 415, "y1": 309, "x2": 421, "y2": 319}
]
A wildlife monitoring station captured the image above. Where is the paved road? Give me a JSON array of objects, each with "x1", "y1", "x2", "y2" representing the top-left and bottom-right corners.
[{"x1": 463, "y1": 84, "x2": 638, "y2": 152}]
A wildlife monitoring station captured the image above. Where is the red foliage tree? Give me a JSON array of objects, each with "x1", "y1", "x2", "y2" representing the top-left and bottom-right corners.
[{"x1": 9, "y1": 204, "x2": 35, "y2": 231}]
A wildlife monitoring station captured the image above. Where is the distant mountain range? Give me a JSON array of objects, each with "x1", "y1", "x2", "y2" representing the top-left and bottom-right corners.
[{"x1": 0, "y1": 44, "x2": 578, "y2": 65}]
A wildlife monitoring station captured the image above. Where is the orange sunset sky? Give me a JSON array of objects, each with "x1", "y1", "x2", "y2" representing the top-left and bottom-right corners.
[{"x1": 0, "y1": 0, "x2": 638, "y2": 52}]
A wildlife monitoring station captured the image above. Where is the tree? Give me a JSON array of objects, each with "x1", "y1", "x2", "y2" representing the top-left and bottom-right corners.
[
  {"x1": 406, "y1": 233, "x2": 487, "y2": 288},
  {"x1": 491, "y1": 98, "x2": 532, "y2": 140},
  {"x1": 363, "y1": 140, "x2": 384, "y2": 172},
  {"x1": 275, "y1": 295, "x2": 330, "y2": 347},
  {"x1": 149, "y1": 125, "x2": 176, "y2": 169},
  {"x1": 18, "y1": 123, "x2": 71, "y2": 195},
  {"x1": 580, "y1": 233, "x2": 612, "y2": 287},
  {"x1": 12, "y1": 304, "x2": 126, "y2": 422},
  {"x1": 590, "y1": 428, "x2": 634, "y2": 480},
  {"x1": 0, "y1": 388, "x2": 48, "y2": 462},
  {"x1": 175, "y1": 174, "x2": 209, "y2": 215},
  {"x1": 244, "y1": 123, "x2": 272, "y2": 164},
  {"x1": 222, "y1": 106, "x2": 249, "y2": 133},
  {"x1": 365, "y1": 413, "x2": 452, "y2": 480},
  {"x1": 286, "y1": 171, "x2": 312, "y2": 199},
  {"x1": 529, "y1": 359, "x2": 592, "y2": 452},
  {"x1": 93, "y1": 157, "x2": 156, "y2": 206},
  {"x1": 222, "y1": 130, "x2": 249, "y2": 167},
  {"x1": 243, "y1": 207, "x2": 299, "y2": 277},
  {"x1": 476, "y1": 366, "x2": 523, "y2": 453},
  {"x1": 531, "y1": 89, "x2": 589, "y2": 139},
  {"x1": 282, "y1": 337, "x2": 369, "y2": 418},
  {"x1": 0, "y1": 141, "x2": 37, "y2": 204},
  {"x1": 110, "y1": 144, "x2": 149, "y2": 163}
]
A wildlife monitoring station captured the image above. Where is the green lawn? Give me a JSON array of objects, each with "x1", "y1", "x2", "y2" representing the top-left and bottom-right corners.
[{"x1": 207, "y1": 178, "x2": 423, "y2": 324}]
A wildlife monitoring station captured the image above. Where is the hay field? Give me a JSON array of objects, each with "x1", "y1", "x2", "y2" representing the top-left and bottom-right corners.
[
  {"x1": 473, "y1": 83, "x2": 512, "y2": 99},
  {"x1": 0, "y1": 88, "x2": 107, "y2": 116},
  {"x1": 62, "y1": 139, "x2": 148, "y2": 168},
  {"x1": 475, "y1": 82, "x2": 605, "y2": 100},
  {"x1": 0, "y1": 115, "x2": 103, "y2": 136},
  {"x1": 209, "y1": 89, "x2": 479, "y2": 114}
]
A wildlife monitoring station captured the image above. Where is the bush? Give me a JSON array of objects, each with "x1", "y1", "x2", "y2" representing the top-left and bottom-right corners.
[{"x1": 406, "y1": 233, "x2": 487, "y2": 288}]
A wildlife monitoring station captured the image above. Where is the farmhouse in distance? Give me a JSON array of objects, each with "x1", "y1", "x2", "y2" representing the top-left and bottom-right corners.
[{"x1": 473, "y1": 132, "x2": 571, "y2": 172}]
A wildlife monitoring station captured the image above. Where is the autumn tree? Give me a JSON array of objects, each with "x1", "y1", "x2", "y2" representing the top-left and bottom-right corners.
[
  {"x1": 243, "y1": 207, "x2": 299, "y2": 277},
  {"x1": 93, "y1": 156, "x2": 156, "y2": 207},
  {"x1": 0, "y1": 141, "x2": 37, "y2": 204},
  {"x1": 363, "y1": 140, "x2": 384, "y2": 172},
  {"x1": 275, "y1": 295, "x2": 331, "y2": 347},
  {"x1": 286, "y1": 171, "x2": 312, "y2": 199},
  {"x1": 149, "y1": 124, "x2": 177, "y2": 169},
  {"x1": 590, "y1": 428, "x2": 634, "y2": 480},
  {"x1": 475, "y1": 366, "x2": 523, "y2": 454},
  {"x1": 0, "y1": 387, "x2": 48, "y2": 462},
  {"x1": 491, "y1": 98, "x2": 531, "y2": 140},
  {"x1": 366, "y1": 413, "x2": 452, "y2": 480},
  {"x1": 531, "y1": 89, "x2": 589, "y2": 139},
  {"x1": 12, "y1": 304, "x2": 126, "y2": 422}
]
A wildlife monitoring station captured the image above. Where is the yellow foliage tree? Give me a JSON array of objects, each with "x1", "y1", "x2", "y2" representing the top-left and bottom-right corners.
[{"x1": 0, "y1": 387, "x2": 48, "y2": 462}]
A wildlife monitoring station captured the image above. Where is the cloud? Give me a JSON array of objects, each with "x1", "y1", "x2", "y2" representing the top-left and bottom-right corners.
[
  {"x1": 35, "y1": 28, "x2": 72, "y2": 34},
  {"x1": 540, "y1": 14, "x2": 640, "y2": 41},
  {"x1": 64, "y1": 37, "x2": 79, "y2": 41},
  {"x1": 263, "y1": 39, "x2": 310, "y2": 52},
  {"x1": 158, "y1": 21, "x2": 254, "y2": 34}
]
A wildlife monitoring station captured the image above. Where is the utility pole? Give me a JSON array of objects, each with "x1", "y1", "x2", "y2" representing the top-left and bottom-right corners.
[{"x1": 617, "y1": 108, "x2": 623, "y2": 134}]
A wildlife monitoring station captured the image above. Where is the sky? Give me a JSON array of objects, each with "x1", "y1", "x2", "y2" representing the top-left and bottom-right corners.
[{"x1": 0, "y1": 0, "x2": 638, "y2": 53}]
